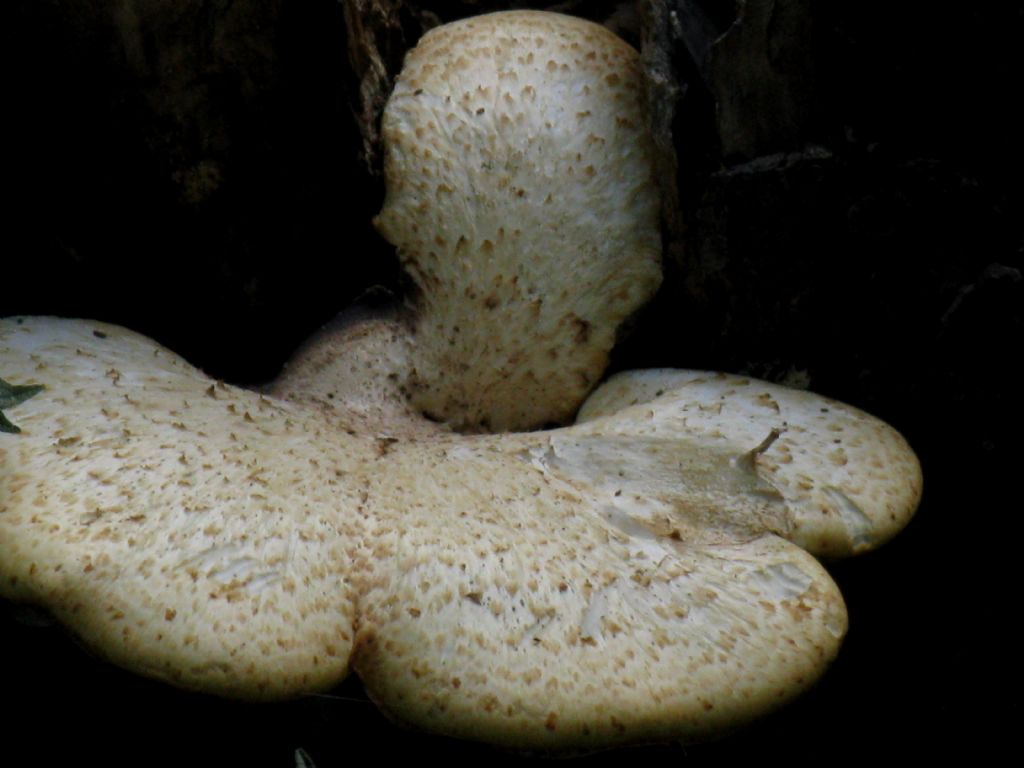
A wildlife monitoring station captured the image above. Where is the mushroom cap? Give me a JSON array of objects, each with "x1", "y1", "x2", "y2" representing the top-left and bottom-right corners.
[
  {"x1": 374, "y1": 11, "x2": 662, "y2": 432},
  {"x1": 1, "y1": 315, "x2": 852, "y2": 750}
]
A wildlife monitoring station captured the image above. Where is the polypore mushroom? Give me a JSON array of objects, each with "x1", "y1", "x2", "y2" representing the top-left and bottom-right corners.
[{"x1": 0, "y1": 10, "x2": 921, "y2": 753}]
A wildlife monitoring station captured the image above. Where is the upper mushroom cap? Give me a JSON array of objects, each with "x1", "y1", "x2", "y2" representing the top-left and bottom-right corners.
[{"x1": 374, "y1": 11, "x2": 662, "y2": 432}]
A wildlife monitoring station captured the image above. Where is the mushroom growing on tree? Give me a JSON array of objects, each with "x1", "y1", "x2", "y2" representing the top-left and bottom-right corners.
[{"x1": 0, "y1": 10, "x2": 921, "y2": 753}]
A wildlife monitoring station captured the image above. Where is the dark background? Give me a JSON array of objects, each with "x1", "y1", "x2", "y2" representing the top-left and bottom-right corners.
[{"x1": 2, "y1": 1, "x2": 1019, "y2": 763}]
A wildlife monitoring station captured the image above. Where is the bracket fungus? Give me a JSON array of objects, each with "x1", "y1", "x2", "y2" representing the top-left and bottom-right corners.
[{"x1": 0, "y1": 11, "x2": 921, "y2": 753}]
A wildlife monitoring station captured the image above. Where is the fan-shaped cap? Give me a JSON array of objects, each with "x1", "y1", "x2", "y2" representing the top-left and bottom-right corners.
[{"x1": 1, "y1": 315, "x2": 849, "y2": 751}]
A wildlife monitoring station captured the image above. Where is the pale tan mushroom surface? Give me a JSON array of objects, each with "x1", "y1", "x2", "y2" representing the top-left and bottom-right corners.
[
  {"x1": 373, "y1": 10, "x2": 662, "y2": 432},
  {"x1": 0, "y1": 11, "x2": 921, "y2": 754}
]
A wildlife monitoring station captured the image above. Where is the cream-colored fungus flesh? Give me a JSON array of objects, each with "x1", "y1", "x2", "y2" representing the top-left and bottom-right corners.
[{"x1": 0, "y1": 11, "x2": 921, "y2": 753}]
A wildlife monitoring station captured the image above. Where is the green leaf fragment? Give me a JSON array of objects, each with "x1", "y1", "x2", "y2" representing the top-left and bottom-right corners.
[{"x1": 0, "y1": 378, "x2": 45, "y2": 434}]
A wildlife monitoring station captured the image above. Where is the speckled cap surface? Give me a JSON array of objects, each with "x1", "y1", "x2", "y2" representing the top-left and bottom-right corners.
[
  {"x1": 0, "y1": 316, "x2": 853, "y2": 751},
  {"x1": 375, "y1": 11, "x2": 662, "y2": 432},
  {"x1": 0, "y1": 318, "x2": 366, "y2": 698}
]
